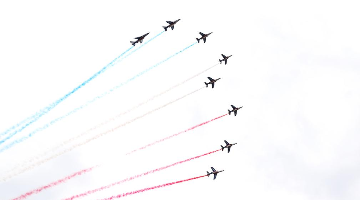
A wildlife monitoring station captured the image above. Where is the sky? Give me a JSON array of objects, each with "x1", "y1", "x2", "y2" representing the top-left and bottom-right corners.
[{"x1": 0, "y1": 0, "x2": 360, "y2": 200}]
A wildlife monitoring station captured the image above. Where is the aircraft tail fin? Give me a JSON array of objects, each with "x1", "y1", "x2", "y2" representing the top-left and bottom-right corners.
[
  {"x1": 130, "y1": 41, "x2": 136, "y2": 46},
  {"x1": 228, "y1": 110, "x2": 231, "y2": 115},
  {"x1": 196, "y1": 38, "x2": 200, "y2": 43},
  {"x1": 219, "y1": 59, "x2": 222, "y2": 64},
  {"x1": 205, "y1": 82, "x2": 208, "y2": 87},
  {"x1": 221, "y1": 145, "x2": 224, "y2": 151},
  {"x1": 207, "y1": 171, "x2": 210, "y2": 177},
  {"x1": 163, "y1": 26, "x2": 168, "y2": 31}
]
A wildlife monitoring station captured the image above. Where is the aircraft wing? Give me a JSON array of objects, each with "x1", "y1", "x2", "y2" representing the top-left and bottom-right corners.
[
  {"x1": 228, "y1": 146, "x2": 231, "y2": 153},
  {"x1": 224, "y1": 140, "x2": 229, "y2": 145},
  {"x1": 212, "y1": 83, "x2": 215, "y2": 88},
  {"x1": 231, "y1": 105, "x2": 236, "y2": 109},
  {"x1": 211, "y1": 167, "x2": 216, "y2": 172},
  {"x1": 221, "y1": 54, "x2": 226, "y2": 59},
  {"x1": 207, "y1": 77, "x2": 214, "y2": 81},
  {"x1": 213, "y1": 173, "x2": 217, "y2": 180},
  {"x1": 203, "y1": 37, "x2": 207, "y2": 43},
  {"x1": 166, "y1": 21, "x2": 172, "y2": 24},
  {"x1": 199, "y1": 32, "x2": 205, "y2": 36},
  {"x1": 225, "y1": 60, "x2": 227, "y2": 65},
  {"x1": 134, "y1": 37, "x2": 141, "y2": 39},
  {"x1": 234, "y1": 110, "x2": 237, "y2": 116}
]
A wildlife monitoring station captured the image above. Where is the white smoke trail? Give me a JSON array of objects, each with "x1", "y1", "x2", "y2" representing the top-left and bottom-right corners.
[
  {"x1": 3, "y1": 63, "x2": 218, "y2": 181},
  {"x1": 2, "y1": 86, "x2": 205, "y2": 181}
]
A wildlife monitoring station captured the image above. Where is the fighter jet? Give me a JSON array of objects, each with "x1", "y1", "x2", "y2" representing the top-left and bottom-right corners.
[
  {"x1": 130, "y1": 32, "x2": 150, "y2": 46},
  {"x1": 219, "y1": 54, "x2": 232, "y2": 65},
  {"x1": 196, "y1": 32, "x2": 212, "y2": 43},
  {"x1": 162, "y1": 19, "x2": 181, "y2": 31},
  {"x1": 207, "y1": 167, "x2": 224, "y2": 180},
  {"x1": 221, "y1": 140, "x2": 237, "y2": 153},
  {"x1": 228, "y1": 105, "x2": 243, "y2": 116},
  {"x1": 204, "y1": 77, "x2": 221, "y2": 88}
]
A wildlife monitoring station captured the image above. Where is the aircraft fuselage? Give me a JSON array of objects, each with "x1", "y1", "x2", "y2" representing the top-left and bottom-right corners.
[
  {"x1": 220, "y1": 55, "x2": 232, "y2": 61},
  {"x1": 200, "y1": 33, "x2": 212, "y2": 40},
  {"x1": 166, "y1": 19, "x2": 180, "y2": 28},
  {"x1": 230, "y1": 107, "x2": 242, "y2": 112},
  {"x1": 131, "y1": 33, "x2": 149, "y2": 46},
  {"x1": 225, "y1": 143, "x2": 237, "y2": 148},
  {"x1": 207, "y1": 78, "x2": 220, "y2": 85},
  {"x1": 208, "y1": 170, "x2": 224, "y2": 176}
]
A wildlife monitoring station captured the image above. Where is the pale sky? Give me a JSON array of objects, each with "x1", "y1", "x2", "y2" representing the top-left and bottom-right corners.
[{"x1": 0, "y1": 0, "x2": 360, "y2": 200}]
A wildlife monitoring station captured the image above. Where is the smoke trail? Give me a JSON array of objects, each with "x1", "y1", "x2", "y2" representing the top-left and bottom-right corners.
[
  {"x1": 0, "y1": 41, "x2": 196, "y2": 153},
  {"x1": 11, "y1": 166, "x2": 98, "y2": 200},
  {"x1": 12, "y1": 149, "x2": 219, "y2": 200},
  {"x1": 63, "y1": 149, "x2": 220, "y2": 200},
  {"x1": 119, "y1": 63, "x2": 219, "y2": 117},
  {"x1": 0, "y1": 116, "x2": 34, "y2": 139},
  {"x1": 0, "y1": 46, "x2": 134, "y2": 145},
  {"x1": 0, "y1": 31, "x2": 164, "y2": 145},
  {"x1": 127, "y1": 113, "x2": 227, "y2": 155},
  {"x1": 101, "y1": 175, "x2": 207, "y2": 200},
  {"x1": 4, "y1": 62, "x2": 219, "y2": 178},
  {"x1": 2, "y1": 87, "x2": 204, "y2": 181}
]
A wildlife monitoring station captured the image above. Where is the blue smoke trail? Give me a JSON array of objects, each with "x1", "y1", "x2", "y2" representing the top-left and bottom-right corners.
[
  {"x1": 0, "y1": 117, "x2": 33, "y2": 139},
  {"x1": 0, "y1": 106, "x2": 50, "y2": 139},
  {"x1": 0, "y1": 46, "x2": 132, "y2": 145},
  {"x1": 0, "y1": 41, "x2": 196, "y2": 153},
  {"x1": 0, "y1": 31, "x2": 164, "y2": 145}
]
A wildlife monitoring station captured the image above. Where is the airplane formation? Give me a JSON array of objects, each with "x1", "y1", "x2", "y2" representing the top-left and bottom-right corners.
[
  {"x1": 206, "y1": 140, "x2": 237, "y2": 180},
  {"x1": 129, "y1": 20, "x2": 241, "y2": 181},
  {"x1": 3, "y1": 18, "x2": 243, "y2": 200}
]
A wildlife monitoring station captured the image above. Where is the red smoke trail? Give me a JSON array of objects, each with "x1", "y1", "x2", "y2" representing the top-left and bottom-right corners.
[
  {"x1": 4, "y1": 63, "x2": 219, "y2": 181},
  {"x1": 8, "y1": 114, "x2": 225, "y2": 199},
  {"x1": 63, "y1": 149, "x2": 220, "y2": 200},
  {"x1": 101, "y1": 174, "x2": 207, "y2": 200},
  {"x1": 11, "y1": 166, "x2": 98, "y2": 200},
  {"x1": 3, "y1": 87, "x2": 204, "y2": 182},
  {"x1": 126, "y1": 113, "x2": 227, "y2": 155}
]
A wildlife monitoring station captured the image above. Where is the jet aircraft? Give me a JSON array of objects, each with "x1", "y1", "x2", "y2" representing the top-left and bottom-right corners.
[
  {"x1": 130, "y1": 32, "x2": 150, "y2": 46},
  {"x1": 221, "y1": 140, "x2": 237, "y2": 153},
  {"x1": 207, "y1": 167, "x2": 224, "y2": 180},
  {"x1": 162, "y1": 19, "x2": 181, "y2": 31},
  {"x1": 219, "y1": 54, "x2": 232, "y2": 65},
  {"x1": 204, "y1": 77, "x2": 221, "y2": 88},
  {"x1": 196, "y1": 32, "x2": 212, "y2": 43},
  {"x1": 228, "y1": 105, "x2": 243, "y2": 116}
]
